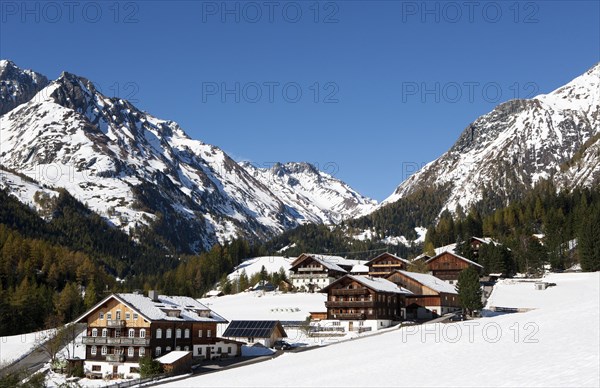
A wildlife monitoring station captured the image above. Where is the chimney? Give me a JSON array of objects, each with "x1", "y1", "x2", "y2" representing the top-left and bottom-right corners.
[{"x1": 148, "y1": 290, "x2": 159, "y2": 302}]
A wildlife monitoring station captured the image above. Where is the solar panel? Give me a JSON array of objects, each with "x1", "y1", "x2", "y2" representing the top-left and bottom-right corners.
[{"x1": 222, "y1": 320, "x2": 279, "y2": 339}]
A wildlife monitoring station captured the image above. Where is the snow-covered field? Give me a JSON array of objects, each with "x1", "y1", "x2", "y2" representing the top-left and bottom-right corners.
[
  {"x1": 0, "y1": 329, "x2": 53, "y2": 365},
  {"x1": 166, "y1": 272, "x2": 600, "y2": 387},
  {"x1": 226, "y1": 256, "x2": 294, "y2": 282}
]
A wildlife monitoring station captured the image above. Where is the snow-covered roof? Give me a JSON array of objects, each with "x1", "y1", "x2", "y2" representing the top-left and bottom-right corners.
[
  {"x1": 365, "y1": 252, "x2": 410, "y2": 266},
  {"x1": 397, "y1": 271, "x2": 457, "y2": 294},
  {"x1": 350, "y1": 264, "x2": 369, "y2": 273},
  {"x1": 349, "y1": 275, "x2": 412, "y2": 294},
  {"x1": 426, "y1": 251, "x2": 483, "y2": 268},
  {"x1": 322, "y1": 275, "x2": 412, "y2": 294},
  {"x1": 75, "y1": 293, "x2": 228, "y2": 324},
  {"x1": 156, "y1": 351, "x2": 191, "y2": 364}
]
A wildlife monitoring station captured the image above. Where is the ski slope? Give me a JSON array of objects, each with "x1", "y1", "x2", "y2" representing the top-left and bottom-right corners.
[{"x1": 166, "y1": 272, "x2": 600, "y2": 387}]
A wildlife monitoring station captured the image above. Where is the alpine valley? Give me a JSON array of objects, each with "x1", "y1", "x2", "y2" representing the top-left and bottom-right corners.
[{"x1": 1, "y1": 60, "x2": 599, "y2": 253}]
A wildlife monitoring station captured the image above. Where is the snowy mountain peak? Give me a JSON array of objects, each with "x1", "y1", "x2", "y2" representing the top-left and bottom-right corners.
[
  {"x1": 242, "y1": 161, "x2": 377, "y2": 224},
  {"x1": 382, "y1": 63, "x2": 600, "y2": 213},
  {"x1": 1, "y1": 62, "x2": 378, "y2": 252},
  {"x1": 0, "y1": 59, "x2": 49, "y2": 116}
]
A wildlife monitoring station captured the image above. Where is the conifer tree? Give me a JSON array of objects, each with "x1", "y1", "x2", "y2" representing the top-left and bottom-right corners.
[{"x1": 456, "y1": 267, "x2": 483, "y2": 316}]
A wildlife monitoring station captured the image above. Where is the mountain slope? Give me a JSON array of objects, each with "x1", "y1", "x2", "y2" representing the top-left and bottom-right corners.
[
  {"x1": 382, "y1": 63, "x2": 600, "y2": 214},
  {"x1": 0, "y1": 69, "x2": 301, "y2": 251},
  {"x1": 241, "y1": 162, "x2": 377, "y2": 224},
  {"x1": 0, "y1": 62, "x2": 377, "y2": 252}
]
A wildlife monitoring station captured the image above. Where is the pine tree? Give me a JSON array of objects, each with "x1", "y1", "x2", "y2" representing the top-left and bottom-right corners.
[
  {"x1": 238, "y1": 270, "x2": 249, "y2": 292},
  {"x1": 455, "y1": 267, "x2": 483, "y2": 316},
  {"x1": 579, "y1": 204, "x2": 600, "y2": 271}
]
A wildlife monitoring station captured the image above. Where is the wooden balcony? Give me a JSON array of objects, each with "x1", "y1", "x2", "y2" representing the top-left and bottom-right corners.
[
  {"x1": 106, "y1": 354, "x2": 125, "y2": 362},
  {"x1": 298, "y1": 266, "x2": 324, "y2": 272},
  {"x1": 371, "y1": 263, "x2": 404, "y2": 267},
  {"x1": 325, "y1": 300, "x2": 374, "y2": 308},
  {"x1": 83, "y1": 337, "x2": 150, "y2": 346},
  {"x1": 334, "y1": 313, "x2": 365, "y2": 320},
  {"x1": 106, "y1": 320, "x2": 126, "y2": 328},
  {"x1": 291, "y1": 273, "x2": 329, "y2": 279},
  {"x1": 331, "y1": 288, "x2": 369, "y2": 296}
]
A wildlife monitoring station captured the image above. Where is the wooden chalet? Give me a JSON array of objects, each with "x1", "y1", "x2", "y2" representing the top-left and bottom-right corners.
[
  {"x1": 74, "y1": 291, "x2": 241, "y2": 379},
  {"x1": 289, "y1": 253, "x2": 353, "y2": 291},
  {"x1": 385, "y1": 270, "x2": 461, "y2": 319},
  {"x1": 425, "y1": 251, "x2": 483, "y2": 284},
  {"x1": 320, "y1": 275, "x2": 412, "y2": 331},
  {"x1": 365, "y1": 252, "x2": 410, "y2": 277}
]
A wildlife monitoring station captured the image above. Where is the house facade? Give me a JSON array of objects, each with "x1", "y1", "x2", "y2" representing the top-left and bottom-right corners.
[
  {"x1": 385, "y1": 270, "x2": 461, "y2": 319},
  {"x1": 75, "y1": 291, "x2": 240, "y2": 378},
  {"x1": 365, "y1": 252, "x2": 410, "y2": 277},
  {"x1": 425, "y1": 251, "x2": 483, "y2": 284},
  {"x1": 289, "y1": 254, "x2": 351, "y2": 291},
  {"x1": 320, "y1": 275, "x2": 412, "y2": 332}
]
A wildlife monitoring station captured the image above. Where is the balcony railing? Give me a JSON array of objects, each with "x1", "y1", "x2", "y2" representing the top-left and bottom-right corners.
[
  {"x1": 291, "y1": 273, "x2": 329, "y2": 279},
  {"x1": 331, "y1": 288, "x2": 369, "y2": 296},
  {"x1": 106, "y1": 354, "x2": 125, "y2": 362},
  {"x1": 325, "y1": 300, "x2": 374, "y2": 308},
  {"x1": 106, "y1": 320, "x2": 126, "y2": 328},
  {"x1": 334, "y1": 313, "x2": 366, "y2": 320},
  {"x1": 83, "y1": 337, "x2": 150, "y2": 346},
  {"x1": 371, "y1": 263, "x2": 404, "y2": 267},
  {"x1": 297, "y1": 266, "x2": 324, "y2": 272}
]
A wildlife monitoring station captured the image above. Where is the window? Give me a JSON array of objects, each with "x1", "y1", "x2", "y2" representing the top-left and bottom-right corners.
[
  {"x1": 129, "y1": 367, "x2": 139, "y2": 373},
  {"x1": 166, "y1": 346, "x2": 171, "y2": 352},
  {"x1": 176, "y1": 346, "x2": 181, "y2": 351},
  {"x1": 184, "y1": 329, "x2": 190, "y2": 338},
  {"x1": 198, "y1": 329, "x2": 203, "y2": 338},
  {"x1": 140, "y1": 329, "x2": 146, "y2": 338},
  {"x1": 125, "y1": 312, "x2": 131, "y2": 320},
  {"x1": 228, "y1": 346, "x2": 232, "y2": 353},
  {"x1": 107, "y1": 312, "x2": 112, "y2": 320},
  {"x1": 207, "y1": 330, "x2": 212, "y2": 337},
  {"x1": 101, "y1": 328, "x2": 108, "y2": 338},
  {"x1": 176, "y1": 328, "x2": 181, "y2": 338},
  {"x1": 116, "y1": 310, "x2": 121, "y2": 320},
  {"x1": 91, "y1": 328, "x2": 98, "y2": 337},
  {"x1": 155, "y1": 347, "x2": 161, "y2": 356},
  {"x1": 128, "y1": 347, "x2": 134, "y2": 357},
  {"x1": 156, "y1": 328, "x2": 162, "y2": 339},
  {"x1": 184, "y1": 346, "x2": 189, "y2": 351},
  {"x1": 197, "y1": 348, "x2": 202, "y2": 355},
  {"x1": 91, "y1": 346, "x2": 97, "y2": 355},
  {"x1": 101, "y1": 346, "x2": 107, "y2": 355},
  {"x1": 99, "y1": 312, "x2": 104, "y2": 320},
  {"x1": 92, "y1": 365, "x2": 101, "y2": 372},
  {"x1": 139, "y1": 347, "x2": 145, "y2": 357},
  {"x1": 166, "y1": 328, "x2": 172, "y2": 338},
  {"x1": 128, "y1": 329, "x2": 135, "y2": 338},
  {"x1": 115, "y1": 329, "x2": 121, "y2": 338},
  {"x1": 133, "y1": 313, "x2": 138, "y2": 320}
]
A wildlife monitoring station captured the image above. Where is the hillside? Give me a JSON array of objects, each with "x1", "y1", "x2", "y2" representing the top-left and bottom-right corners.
[{"x1": 164, "y1": 272, "x2": 600, "y2": 387}]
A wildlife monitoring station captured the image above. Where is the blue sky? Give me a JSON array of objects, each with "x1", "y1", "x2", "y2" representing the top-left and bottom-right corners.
[{"x1": 1, "y1": 1, "x2": 599, "y2": 201}]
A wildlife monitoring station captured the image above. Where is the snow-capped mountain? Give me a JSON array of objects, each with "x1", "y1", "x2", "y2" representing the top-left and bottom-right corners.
[
  {"x1": 0, "y1": 60, "x2": 49, "y2": 116},
  {"x1": 0, "y1": 61, "x2": 375, "y2": 251},
  {"x1": 382, "y1": 63, "x2": 600, "y2": 213},
  {"x1": 241, "y1": 161, "x2": 377, "y2": 224}
]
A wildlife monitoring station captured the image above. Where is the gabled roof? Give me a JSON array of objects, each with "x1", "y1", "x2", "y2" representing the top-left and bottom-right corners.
[
  {"x1": 290, "y1": 253, "x2": 349, "y2": 273},
  {"x1": 390, "y1": 270, "x2": 458, "y2": 294},
  {"x1": 320, "y1": 275, "x2": 412, "y2": 295},
  {"x1": 74, "y1": 293, "x2": 228, "y2": 324},
  {"x1": 222, "y1": 320, "x2": 287, "y2": 339},
  {"x1": 425, "y1": 250, "x2": 483, "y2": 268},
  {"x1": 156, "y1": 351, "x2": 191, "y2": 364},
  {"x1": 365, "y1": 252, "x2": 410, "y2": 266}
]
